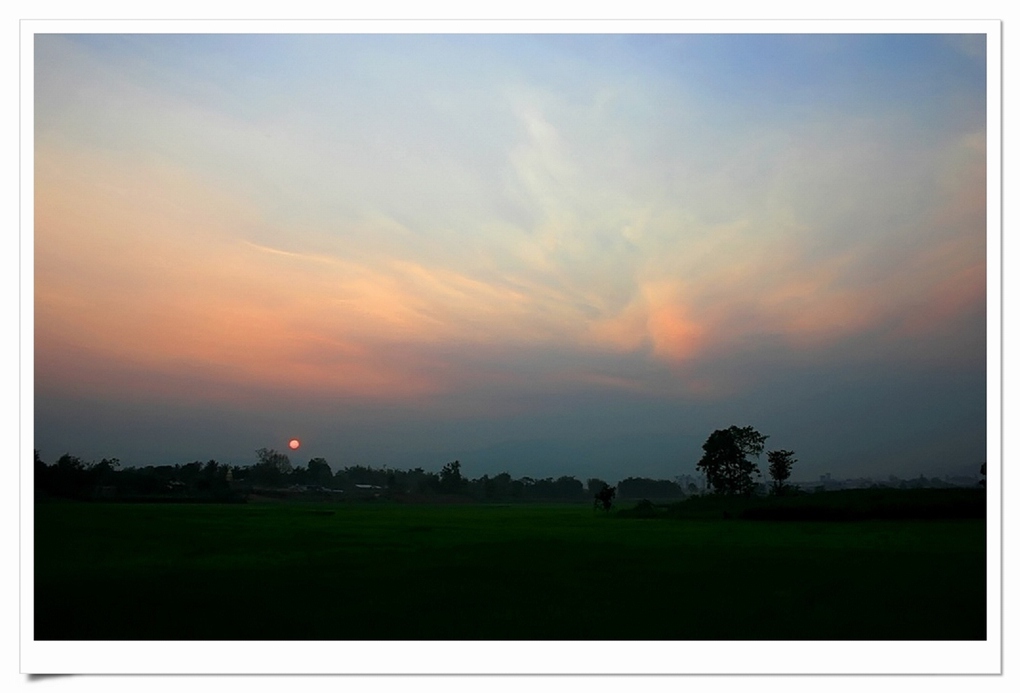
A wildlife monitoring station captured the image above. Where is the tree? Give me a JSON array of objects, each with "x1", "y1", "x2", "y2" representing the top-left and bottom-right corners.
[
  {"x1": 55, "y1": 453, "x2": 86, "y2": 473},
  {"x1": 256, "y1": 448, "x2": 292, "y2": 473},
  {"x1": 307, "y1": 457, "x2": 333, "y2": 486},
  {"x1": 594, "y1": 484, "x2": 616, "y2": 513},
  {"x1": 251, "y1": 448, "x2": 292, "y2": 487},
  {"x1": 617, "y1": 477, "x2": 683, "y2": 500},
  {"x1": 484, "y1": 472, "x2": 514, "y2": 500},
  {"x1": 35, "y1": 450, "x2": 50, "y2": 492},
  {"x1": 53, "y1": 453, "x2": 89, "y2": 496},
  {"x1": 767, "y1": 449, "x2": 797, "y2": 495},
  {"x1": 696, "y1": 425, "x2": 768, "y2": 496},
  {"x1": 439, "y1": 460, "x2": 463, "y2": 493},
  {"x1": 553, "y1": 476, "x2": 584, "y2": 499}
]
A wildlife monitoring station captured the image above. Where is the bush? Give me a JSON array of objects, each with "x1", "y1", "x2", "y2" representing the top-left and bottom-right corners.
[
  {"x1": 658, "y1": 488, "x2": 985, "y2": 522},
  {"x1": 617, "y1": 499, "x2": 662, "y2": 519}
]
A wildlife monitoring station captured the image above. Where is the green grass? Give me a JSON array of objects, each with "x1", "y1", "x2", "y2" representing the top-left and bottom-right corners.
[
  {"x1": 34, "y1": 501, "x2": 986, "y2": 640},
  {"x1": 647, "y1": 487, "x2": 987, "y2": 521}
]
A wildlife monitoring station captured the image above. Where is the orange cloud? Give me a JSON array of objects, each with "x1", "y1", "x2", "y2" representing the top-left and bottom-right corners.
[
  {"x1": 34, "y1": 148, "x2": 449, "y2": 402},
  {"x1": 34, "y1": 109, "x2": 988, "y2": 408},
  {"x1": 34, "y1": 144, "x2": 614, "y2": 404},
  {"x1": 644, "y1": 290, "x2": 707, "y2": 363}
]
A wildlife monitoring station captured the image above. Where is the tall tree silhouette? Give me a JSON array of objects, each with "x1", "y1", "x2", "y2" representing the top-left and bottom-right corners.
[
  {"x1": 594, "y1": 484, "x2": 616, "y2": 513},
  {"x1": 696, "y1": 426, "x2": 768, "y2": 496},
  {"x1": 767, "y1": 449, "x2": 797, "y2": 496}
]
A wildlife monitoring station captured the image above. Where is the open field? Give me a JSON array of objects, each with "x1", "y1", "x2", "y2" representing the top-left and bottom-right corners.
[{"x1": 34, "y1": 500, "x2": 986, "y2": 640}]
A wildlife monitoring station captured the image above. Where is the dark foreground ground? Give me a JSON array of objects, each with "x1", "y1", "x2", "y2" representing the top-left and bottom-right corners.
[{"x1": 34, "y1": 498, "x2": 986, "y2": 640}]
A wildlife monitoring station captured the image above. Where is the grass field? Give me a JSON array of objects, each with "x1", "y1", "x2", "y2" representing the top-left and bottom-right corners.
[{"x1": 34, "y1": 500, "x2": 986, "y2": 640}]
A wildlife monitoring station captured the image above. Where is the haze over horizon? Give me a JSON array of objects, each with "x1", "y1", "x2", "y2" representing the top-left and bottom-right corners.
[{"x1": 33, "y1": 33, "x2": 988, "y2": 482}]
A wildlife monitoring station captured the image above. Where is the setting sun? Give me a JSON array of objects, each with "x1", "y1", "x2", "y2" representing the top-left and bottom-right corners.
[{"x1": 288, "y1": 438, "x2": 300, "y2": 450}]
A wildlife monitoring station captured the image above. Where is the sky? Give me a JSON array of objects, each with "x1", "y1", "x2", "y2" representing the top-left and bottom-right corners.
[{"x1": 32, "y1": 32, "x2": 988, "y2": 482}]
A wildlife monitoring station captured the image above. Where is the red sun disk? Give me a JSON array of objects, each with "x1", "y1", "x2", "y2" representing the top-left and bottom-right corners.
[{"x1": 288, "y1": 439, "x2": 300, "y2": 450}]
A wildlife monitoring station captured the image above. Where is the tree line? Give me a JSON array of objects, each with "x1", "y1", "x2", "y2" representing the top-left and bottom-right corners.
[
  {"x1": 34, "y1": 423, "x2": 804, "y2": 504},
  {"x1": 33, "y1": 448, "x2": 697, "y2": 503}
]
